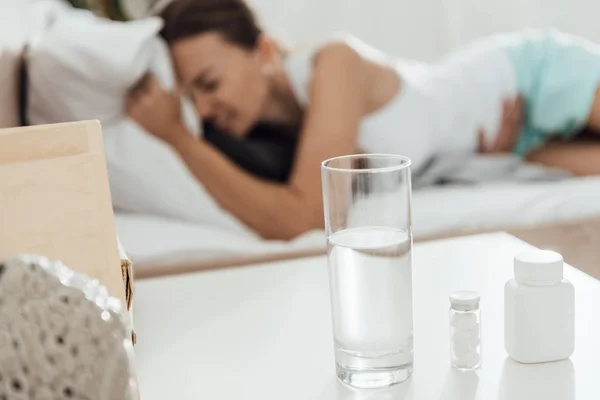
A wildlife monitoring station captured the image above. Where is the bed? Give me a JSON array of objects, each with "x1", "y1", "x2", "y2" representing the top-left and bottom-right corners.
[
  {"x1": 3, "y1": 11, "x2": 600, "y2": 280},
  {"x1": 114, "y1": 175, "x2": 600, "y2": 278}
]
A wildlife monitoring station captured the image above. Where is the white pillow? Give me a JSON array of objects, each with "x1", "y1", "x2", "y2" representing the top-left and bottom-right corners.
[{"x1": 26, "y1": 4, "x2": 253, "y2": 235}]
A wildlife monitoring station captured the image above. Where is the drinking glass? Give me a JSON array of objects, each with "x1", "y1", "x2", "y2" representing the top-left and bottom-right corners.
[{"x1": 321, "y1": 154, "x2": 413, "y2": 389}]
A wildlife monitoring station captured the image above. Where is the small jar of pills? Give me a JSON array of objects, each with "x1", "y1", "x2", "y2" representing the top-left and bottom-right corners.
[{"x1": 449, "y1": 290, "x2": 482, "y2": 370}]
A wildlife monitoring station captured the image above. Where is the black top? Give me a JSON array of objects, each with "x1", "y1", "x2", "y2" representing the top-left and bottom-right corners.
[{"x1": 203, "y1": 121, "x2": 299, "y2": 183}]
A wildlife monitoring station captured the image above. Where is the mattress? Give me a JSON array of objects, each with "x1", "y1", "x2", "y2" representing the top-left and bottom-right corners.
[
  {"x1": 115, "y1": 214, "x2": 325, "y2": 278},
  {"x1": 118, "y1": 175, "x2": 600, "y2": 278}
]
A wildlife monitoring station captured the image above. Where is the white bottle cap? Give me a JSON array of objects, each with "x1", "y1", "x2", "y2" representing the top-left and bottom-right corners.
[
  {"x1": 514, "y1": 250, "x2": 564, "y2": 284},
  {"x1": 449, "y1": 290, "x2": 480, "y2": 311}
]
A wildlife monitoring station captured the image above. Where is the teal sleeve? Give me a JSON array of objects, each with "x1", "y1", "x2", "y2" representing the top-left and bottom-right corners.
[
  {"x1": 514, "y1": 126, "x2": 545, "y2": 157},
  {"x1": 502, "y1": 29, "x2": 600, "y2": 155}
]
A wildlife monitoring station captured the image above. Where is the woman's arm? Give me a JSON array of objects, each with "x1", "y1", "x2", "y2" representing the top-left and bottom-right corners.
[
  {"x1": 127, "y1": 43, "x2": 367, "y2": 240},
  {"x1": 524, "y1": 85, "x2": 600, "y2": 175},
  {"x1": 526, "y1": 141, "x2": 600, "y2": 176},
  {"x1": 477, "y1": 97, "x2": 523, "y2": 154}
]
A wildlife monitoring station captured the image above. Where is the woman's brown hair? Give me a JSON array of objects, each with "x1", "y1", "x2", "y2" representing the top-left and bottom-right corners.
[{"x1": 159, "y1": 0, "x2": 263, "y2": 49}]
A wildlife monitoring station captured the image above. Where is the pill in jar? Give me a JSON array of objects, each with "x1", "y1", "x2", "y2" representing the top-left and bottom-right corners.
[{"x1": 449, "y1": 290, "x2": 482, "y2": 370}]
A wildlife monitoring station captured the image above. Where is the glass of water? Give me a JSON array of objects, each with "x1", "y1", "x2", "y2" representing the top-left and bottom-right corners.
[{"x1": 321, "y1": 154, "x2": 413, "y2": 389}]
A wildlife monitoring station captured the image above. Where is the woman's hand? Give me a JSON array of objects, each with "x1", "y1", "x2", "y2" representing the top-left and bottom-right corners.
[
  {"x1": 126, "y1": 74, "x2": 187, "y2": 145},
  {"x1": 478, "y1": 96, "x2": 523, "y2": 154}
]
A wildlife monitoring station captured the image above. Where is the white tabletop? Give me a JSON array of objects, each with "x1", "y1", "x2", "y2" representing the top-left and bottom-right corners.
[{"x1": 133, "y1": 232, "x2": 600, "y2": 400}]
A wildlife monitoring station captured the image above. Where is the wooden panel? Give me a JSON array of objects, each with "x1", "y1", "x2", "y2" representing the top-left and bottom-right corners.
[
  {"x1": 0, "y1": 121, "x2": 124, "y2": 305},
  {"x1": 0, "y1": 120, "x2": 96, "y2": 163},
  {"x1": 0, "y1": 48, "x2": 20, "y2": 129}
]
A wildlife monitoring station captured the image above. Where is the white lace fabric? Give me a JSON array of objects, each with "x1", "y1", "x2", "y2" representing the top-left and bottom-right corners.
[{"x1": 0, "y1": 255, "x2": 137, "y2": 400}]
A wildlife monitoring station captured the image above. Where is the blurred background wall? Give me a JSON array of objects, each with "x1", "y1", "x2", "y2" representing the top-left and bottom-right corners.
[{"x1": 2, "y1": 0, "x2": 600, "y2": 61}]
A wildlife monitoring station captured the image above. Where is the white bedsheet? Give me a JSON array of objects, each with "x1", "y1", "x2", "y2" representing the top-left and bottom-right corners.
[
  {"x1": 118, "y1": 176, "x2": 600, "y2": 277},
  {"x1": 115, "y1": 214, "x2": 324, "y2": 274}
]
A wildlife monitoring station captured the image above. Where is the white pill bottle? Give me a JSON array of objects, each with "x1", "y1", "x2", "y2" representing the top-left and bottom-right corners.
[
  {"x1": 505, "y1": 250, "x2": 575, "y2": 363},
  {"x1": 449, "y1": 290, "x2": 482, "y2": 370}
]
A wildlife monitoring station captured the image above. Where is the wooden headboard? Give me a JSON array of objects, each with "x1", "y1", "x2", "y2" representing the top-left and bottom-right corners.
[{"x1": 0, "y1": 47, "x2": 22, "y2": 129}]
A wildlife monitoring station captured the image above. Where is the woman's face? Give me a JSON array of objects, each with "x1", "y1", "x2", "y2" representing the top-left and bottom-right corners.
[{"x1": 171, "y1": 33, "x2": 272, "y2": 137}]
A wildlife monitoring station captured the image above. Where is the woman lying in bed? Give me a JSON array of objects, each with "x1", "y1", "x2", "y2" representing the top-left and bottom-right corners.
[{"x1": 126, "y1": 0, "x2": 600, "y2": 240}]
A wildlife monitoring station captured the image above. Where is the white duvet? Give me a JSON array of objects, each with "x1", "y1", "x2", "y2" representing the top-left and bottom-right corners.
[{"x1": 118, "y1": 175, "x2": 600, "y2": 277}]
